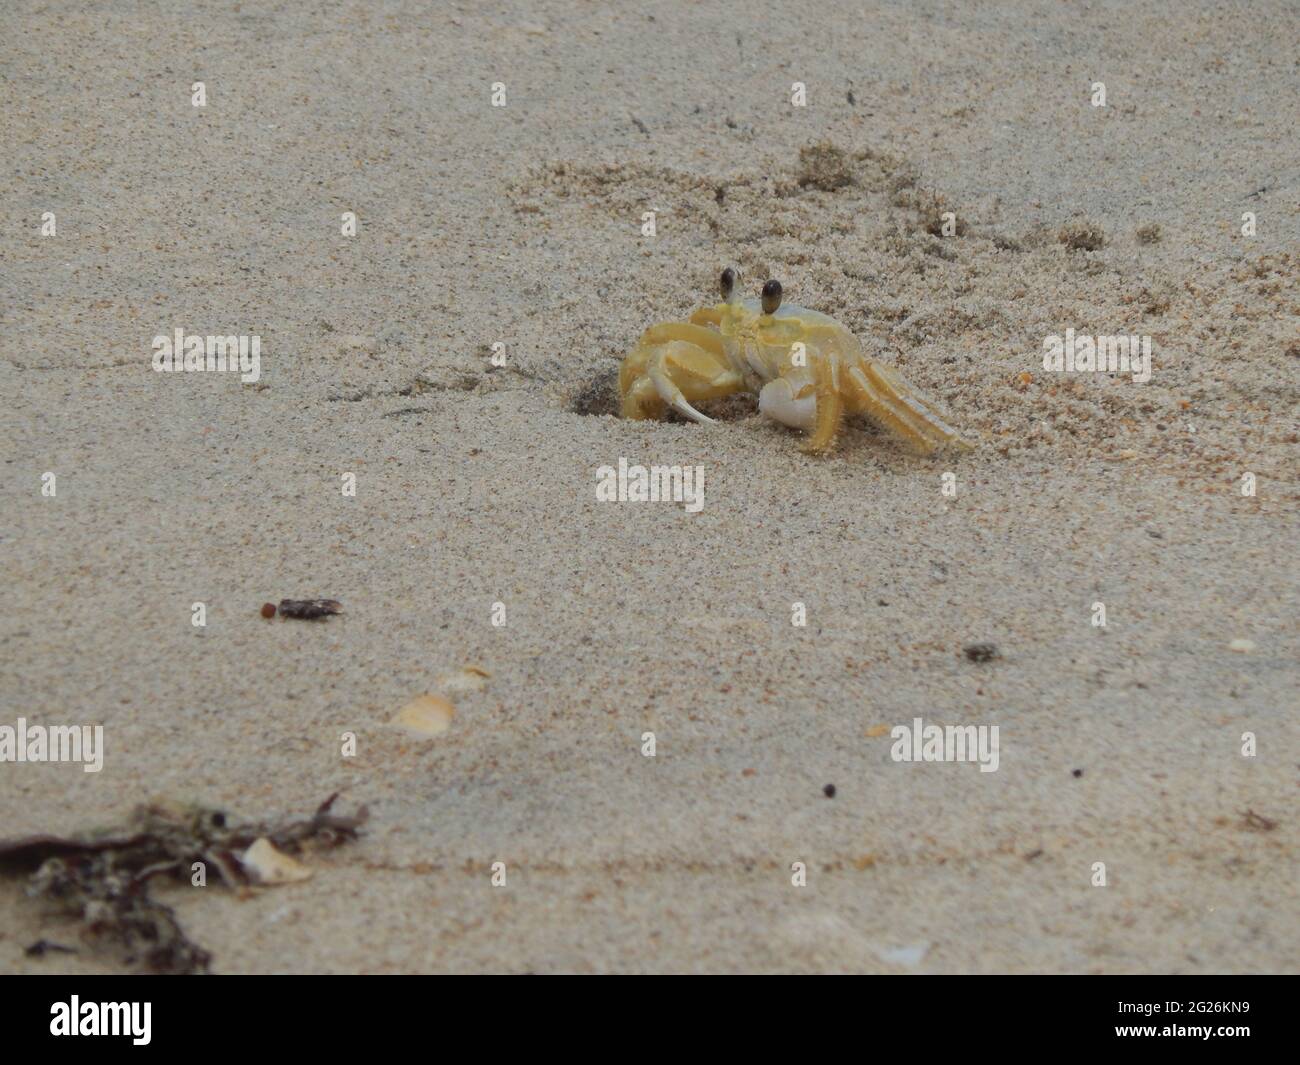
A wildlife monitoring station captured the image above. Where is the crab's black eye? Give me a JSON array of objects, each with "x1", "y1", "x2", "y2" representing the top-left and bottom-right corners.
[
  {"x1": 720, "y1": 267, "x2": 737, "y2": 300},
  {"x1": 761, "y1": 279, "x2": 783, "y2": 315}
]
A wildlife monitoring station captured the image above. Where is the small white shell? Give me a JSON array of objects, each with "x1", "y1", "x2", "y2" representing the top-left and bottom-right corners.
[{"x1": 392, "y1": 693, "x2": 455, "y2": 737}]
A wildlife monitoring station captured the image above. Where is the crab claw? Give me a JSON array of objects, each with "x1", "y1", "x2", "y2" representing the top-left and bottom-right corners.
[
  {"x1": 653, "y1": 367, "x2": 719, "y2": 425},
  {"x1": 620, "y1": 331, "x2": 742, "y2": 424},
  {"x1": 758, "y1": 375, "x2": 817, "y2": 431}
]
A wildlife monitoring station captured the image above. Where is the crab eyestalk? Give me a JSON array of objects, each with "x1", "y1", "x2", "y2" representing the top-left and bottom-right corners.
[{"x1": 761, "y1": 279, "x2": 783, "y2": 315}]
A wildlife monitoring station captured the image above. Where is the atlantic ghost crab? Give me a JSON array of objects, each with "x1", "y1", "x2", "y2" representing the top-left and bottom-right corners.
[{"x1": 619, "y1": 268, "x2": 973, "y2": 455}]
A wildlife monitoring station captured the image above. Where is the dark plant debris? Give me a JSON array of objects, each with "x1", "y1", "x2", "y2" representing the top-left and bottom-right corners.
[
  {"x1": 963, "y1": 642, "x2": 1000, "y2": 663},
  {"x1": 25, "y1": 939, "x2": 77, "y2": 957},
  {"x1": 0, "y1": 794, "x2": 367, "y2": 973},
  {"x1": 1240, "y1": 808, "x2": 1278, "y2": 832},
  {"x1": 277, "y1": 598, "x2": 343, "y2": 620}
]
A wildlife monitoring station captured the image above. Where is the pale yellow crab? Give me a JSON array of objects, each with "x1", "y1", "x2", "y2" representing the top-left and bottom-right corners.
[{"x1": 619, "y1": 268, "x2": 973, "y2": 455}]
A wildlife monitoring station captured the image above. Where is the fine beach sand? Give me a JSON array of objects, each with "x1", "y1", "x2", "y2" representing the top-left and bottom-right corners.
[{"x1": 2, "y1": 1, "x2": 1296, "y2": 973}]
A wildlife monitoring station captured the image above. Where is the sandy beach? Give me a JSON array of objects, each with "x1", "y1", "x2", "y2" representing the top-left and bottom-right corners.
[{"x1": 1, "y1": 0, "x2": 1296, "y2": 973}]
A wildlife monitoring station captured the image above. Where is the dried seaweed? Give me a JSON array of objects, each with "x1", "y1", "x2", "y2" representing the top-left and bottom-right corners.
[
  {"x1": 24, "y1": 938, "x2": 76, "y2": 957},
  {"x1": 277, "y1": 598, "x2": 343, "y2": 620},
  {"x1": 0, "y1": 794, "x2": 367, "y2": 973}
]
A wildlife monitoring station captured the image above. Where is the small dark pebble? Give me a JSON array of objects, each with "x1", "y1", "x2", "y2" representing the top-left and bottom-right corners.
[
  {"x1": 278, "y1": 598, "x2": 343, "y2": 620},
  {"x1": 260, "y1": 602, "x2": 277, "y2": 618},
  {"x1": 823, "y1": 784, "x2": 836, "y2": 798},
  {"x1": 1072, "y1": 768, "x2": 1084, "y2": 778},
  {"x1": 1025, "y1": 849, "x2": 1044, "y2": 861},
  {"x1": 963, "y1": 642, "x2": 999, "y2": 663}
]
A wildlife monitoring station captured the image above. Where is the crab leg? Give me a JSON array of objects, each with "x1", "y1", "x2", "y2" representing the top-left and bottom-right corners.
[
  {"x1": 800, "y1": 343, "x2": 846, "y2": 455},
  {"x1": 846, "y1": 359, "x2": 972, "y2": 454},
  {"x1": 639, "y1": 321, "x2": 726, "y2": 357},
  {"x1": 621, "y1": 374, "x2": 665, "y2": 420},
  {"x1": 688, "y1": 306, "x2": 723, "y2": 328}
]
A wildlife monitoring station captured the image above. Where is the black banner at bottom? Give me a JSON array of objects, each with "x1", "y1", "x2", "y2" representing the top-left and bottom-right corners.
[{"x1": 0, "y1": 974, "x2": 1288, "y2": 1052}]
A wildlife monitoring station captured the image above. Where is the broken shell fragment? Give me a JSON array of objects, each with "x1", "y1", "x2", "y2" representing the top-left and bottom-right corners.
[
  {"x1": 436, "y1": 666, "x2": 490, "y2": 694},
  {"x1": 392, "y1": 694, "x2": 455, "y2": 737},
  {"x1": 240, "y1": 838, "x2": 313, "y2": 885}
]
